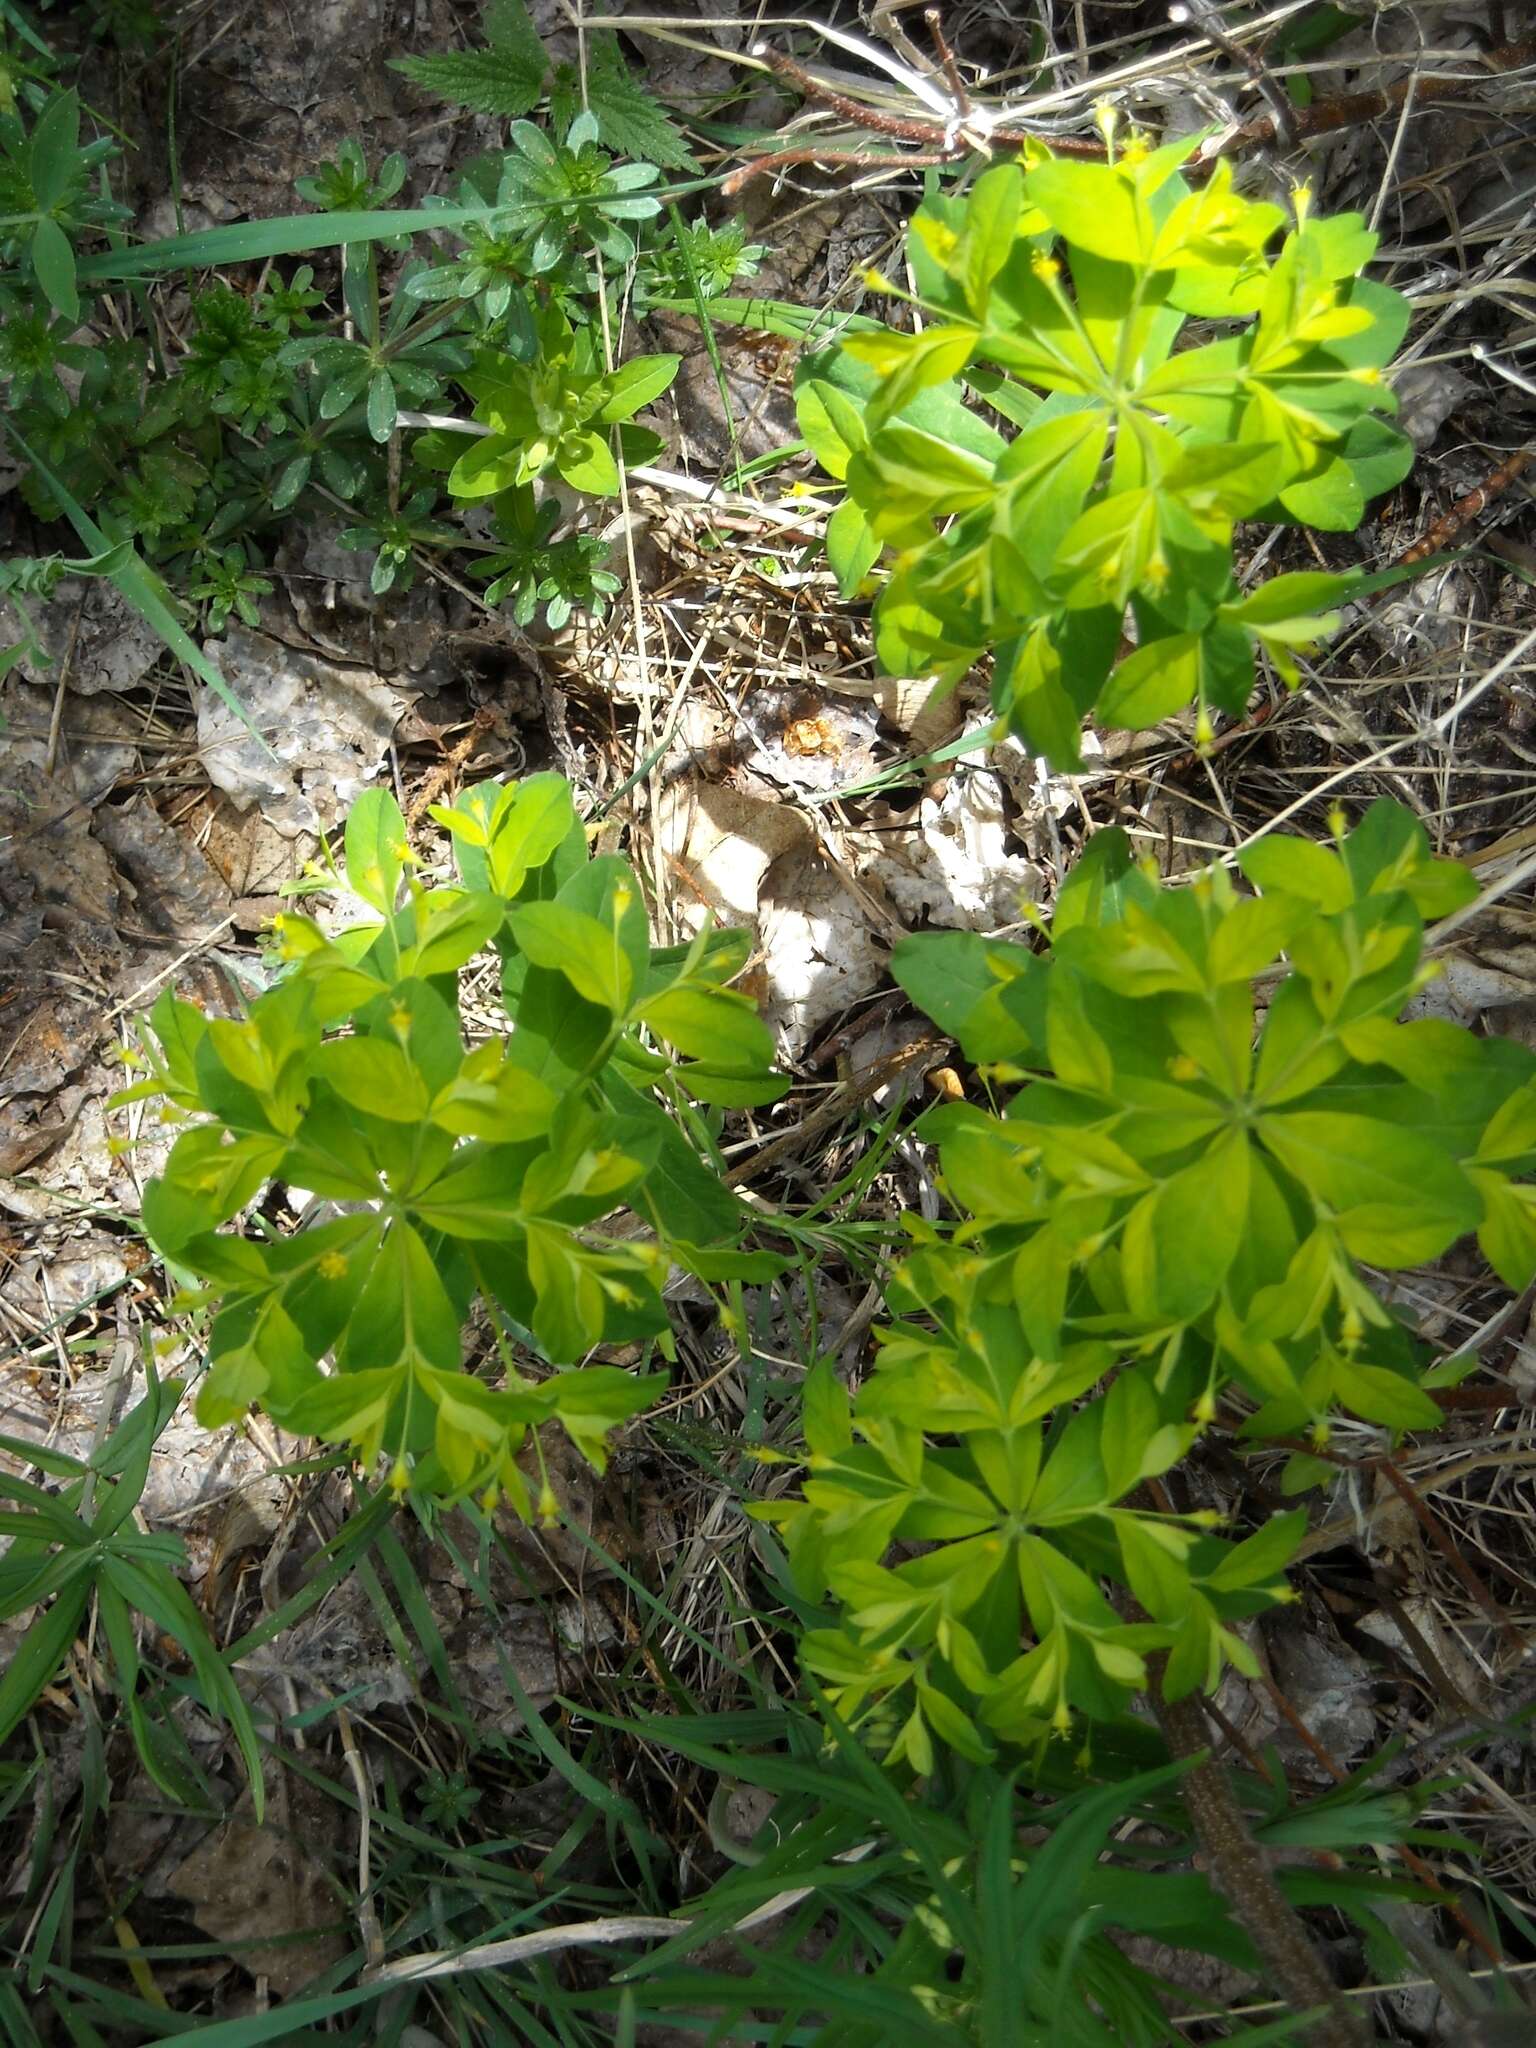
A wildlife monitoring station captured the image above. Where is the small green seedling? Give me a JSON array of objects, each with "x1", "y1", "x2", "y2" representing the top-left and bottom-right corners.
[{"x1": 422, "y1": 300, "x2": 679, "y2": 501}]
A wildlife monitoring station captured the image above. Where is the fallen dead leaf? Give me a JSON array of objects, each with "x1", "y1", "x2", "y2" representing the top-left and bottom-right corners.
[
  {"x1": 14, "y1": 576, "x2": 163, "y2": 698},
  {"x1": 758, "y1": 842, "x2": 886, "y2": 1054},
  {"x1": 167, "y1": 1773, "x2": 349, "y2": 1998},
  {"x1": 0, "y1": 1227, "x2": 129, "y2": 1322},
  {"x1": 653, "y1": 780, "x2": 813, "y2": 932},
  {"x1": 95, "y1": 796, "x2": 232, "y2": 940},
  {"x1": 197, "y1": 625, "x2": 413, "y2": 839},
  {"x1": 853, "y1": 768, "x2": 1041, "y2": 931},
  {"x1": 871, "y1": 673, "x2": 964, "y2": 752},
  {"x1": 1413, "y1": 906, "x2": 1536, "y2": 1049}
]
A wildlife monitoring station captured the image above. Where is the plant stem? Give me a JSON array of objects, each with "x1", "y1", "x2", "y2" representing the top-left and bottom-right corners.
[{"x1": 1151, "y1": 1673, "x2": 1378, "y2": 2048}]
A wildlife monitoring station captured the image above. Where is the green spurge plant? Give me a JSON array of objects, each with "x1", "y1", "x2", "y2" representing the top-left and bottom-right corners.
[
  {"x1": 113, "y1": 777, "x2": 786, "y2": 1511},
  {"x1": 762, "y1": 801, "x2": 1536, "y2": 1770},
  {"x1": 795, "y1": 133, "x2": 1412, "y2": 767}
]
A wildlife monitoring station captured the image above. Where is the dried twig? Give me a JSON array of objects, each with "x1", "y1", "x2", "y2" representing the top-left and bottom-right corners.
[
  {"x1": 727, "y1": 40, "x2": 1108, "y2": 193},
  {"x1": 1209, "y1": 34, "x2": 1536, "y2": 156},
  {"x1": 734, "y1": 31, "x2": 1536, "y2": 195},
  {"x1": 1170, "y1": 0, "x2": 1299, "y2": 150},
  {"x1": 1396, "y1": 445, "x2": 1535, "y2": 568}
]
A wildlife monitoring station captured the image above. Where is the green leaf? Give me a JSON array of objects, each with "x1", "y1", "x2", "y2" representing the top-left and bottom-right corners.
[
  {"x1": 1472, "y1": 1167, "x2": 1536, "y2": 1289},
  {"x1": 31, "y1": 216, "x2": 78, "y2": 321},
  {"x1": 963, "y1": 162, "x2": 1023, "y2": 313},
  {"x1": 1329, "y1": 1357, "x2": 1442, "y2": 1431},
  {"x1": 344, "y1": 785, "x2": 408, "y2": 913},
  {"x1": 892, "y1": 930, "x2": 1042, "y2": 1063},
  {"x1": 366, "y1": 367, "x2": 398, "y2": 442},
  {"x1": 556, "y1": 428, "x2": 621, "y2": 494},
  {"x1": 525, "y1": 1221, "x2": 604, "y2": 1360},
  {"x1": 513, "y1": 901, "x2": 633, "y2": 1013},
  {"x1": 598, "y1": 353, "x2": 681, "y2": 424},
  {"x1": 1025, "y1": 158, "x2": 1150, "y2": 265},
  {"x1": 391, "y1": 0, "x2": 547, "y2": 116},
  {"x1": 0, "y1": 1578, "x2": 91, "y2": 1751},
  {"x1": 28, "y1": 89, "x2": 81, "y2": 209},
  {"x1": 282, "y1": 1367, "x2": 402, "y2": 1459},
  {"x1": 1238, "y1": 834, "x2": 1352, "y2": 910},
  {"x1": 313, "y1": 1035, "x2": 431, "y2": 1121},
  {"x1": 1278, "y1": 415, "x2": 1412, "y2": 527},
  {"x1": 843, "y1": 324, "x2": 979, "y2": 432},
  {"x1": 1203, "y1": 1510, "x2": 1305, "y2": 1591},
  {"x1": 576, "y1": 29, "x2": 696, "y2": 170},
  {"x1": 446, "y1": 430, "x2": 523, "y2": 499},
  {"x1": 873, "y1": 563, "x2": 984, "y2": 686},
  {"x1": 101, "y1": 1553, "x2": 265, "y2": 1821},
  {"x1": 1097, "y1": 631, "x2": 1202, "y2": 730},
  {"x1": 598, "y1": 1070, "x2": 743, "y2": 1245},
  {"x1": 825, "y1": 497, "x2": 881, "y2": 597},
  {"x1": 1275, "y1": 453, "x2": 1361, "y2": 530},
  {"x1": 547, "y1": 1363, "x2": 661, "y2": 1468},
  {"x1": 429, "y1": 1044, "x2": 558, "y2": 1142},
  {"x1": 359, "y1": 1221, "x2": 463, "y2": 1373},
  {"x1": 1224, "y1": 570, "x2": 1356, "y2": 627},
  {"x1": 1122, "y1": 1127, "x2": 1250, "y2": 1322},
  {"x1": 796, "y1": 377, "x2": 868, "y2": 482},
  {"x1": 853, "y1": 421, "x2": 996, "y2": 525},
  {"x1": 1477, "y1": 1080, "x2": 1536, "y2": 1167},
  {"x1": 465, "y1": 772, "x2": 579, "y2": 896},
  {"x1": 1257, "y1": 1111, "x2": 1481, "y2": 1265},
  {"x1": 198, "y1": 1298, "x2": 317, "y2": 1427},
  {"x1": 641, "y1": 986, "x2": 774, "y2": 1070},
  {"x1": 400, "y1": 889, "x2": 504, "y2": 978}
]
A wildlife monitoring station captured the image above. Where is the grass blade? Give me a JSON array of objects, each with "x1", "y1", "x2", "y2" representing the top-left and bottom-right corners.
[
  {"x1": 0, "y1": 420, "x2": 267, "y2": 746},
  {"x1": 0, "y1": 1577, "x2": 91, "y2": 1749},
  {"x1": 75, "y1": 186, "x2": 712, "y2": 281}
]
